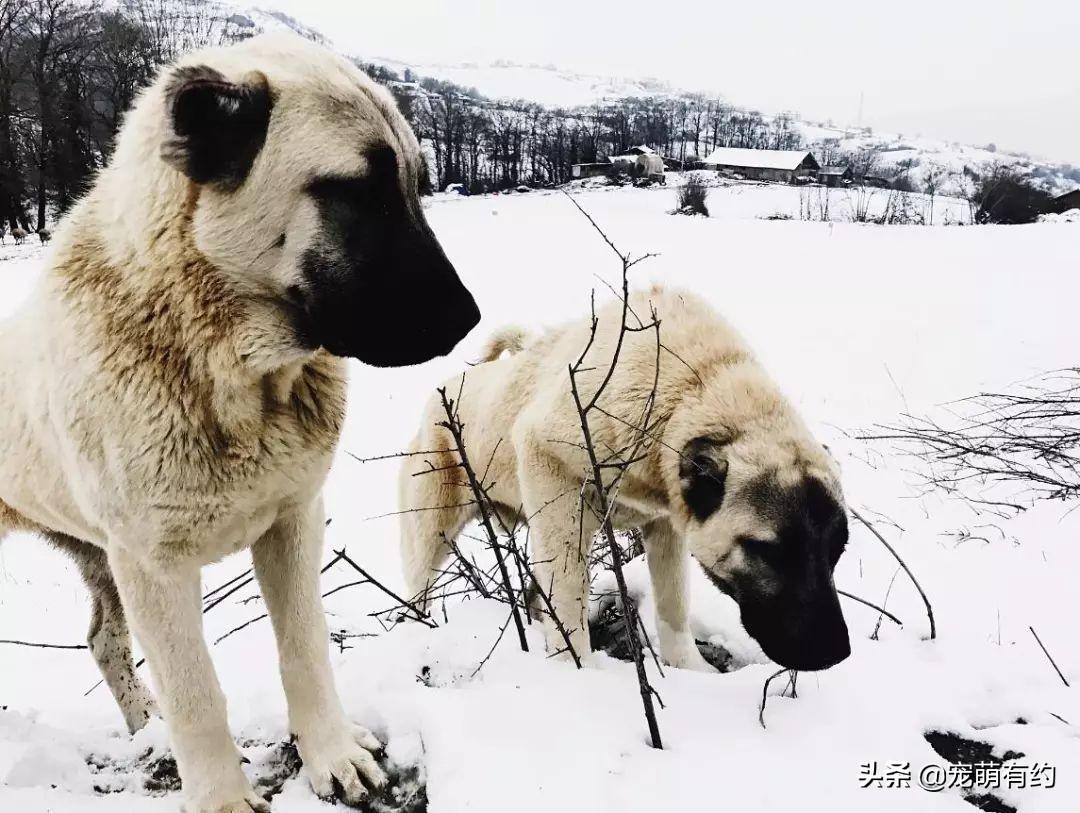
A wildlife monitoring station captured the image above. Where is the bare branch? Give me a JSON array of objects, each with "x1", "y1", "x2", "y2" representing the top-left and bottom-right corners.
[
  {"x1": 849, "y1": 508, "x2": 936, "y2": 639},
  {"x1": 1029, "y1": 626, "x2": 1070, "y2": 687}
]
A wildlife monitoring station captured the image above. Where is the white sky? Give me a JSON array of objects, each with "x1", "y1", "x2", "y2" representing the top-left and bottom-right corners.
[{"x1": 259, "y1": 0, "x2": 1080, "y2": 165}]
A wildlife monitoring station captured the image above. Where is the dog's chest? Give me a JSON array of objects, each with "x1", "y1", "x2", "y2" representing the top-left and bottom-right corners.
[{"x1": 102, "y1": 356, "x2": 348, "y2": 555}]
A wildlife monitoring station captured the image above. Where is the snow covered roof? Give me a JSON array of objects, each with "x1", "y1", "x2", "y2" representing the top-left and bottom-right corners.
[
  {"x1": 818, "y1": 165, "x2": 851, "y2": 176},
  {"x1": 702, "y1": 147, "x2": 816, "y2": 170},
  {"x1": 624, "y1": 144, "x2": 657, "y2": 155}
]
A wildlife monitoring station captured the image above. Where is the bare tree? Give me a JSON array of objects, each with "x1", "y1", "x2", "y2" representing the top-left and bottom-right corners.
[{"x1": 922, "y1": 163, "x2": 945, "y2": 226}]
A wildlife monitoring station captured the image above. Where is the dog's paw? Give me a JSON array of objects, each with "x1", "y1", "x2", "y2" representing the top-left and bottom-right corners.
[
  {"x1": 664, "y1": 644, "x2": 720, "y2": 673},
  {"x1": 179, "y1": 752, "x2": 270, "y2": 813},
  {"x1": 299, "y1": 723, "x2": 388, "y2": 807}
]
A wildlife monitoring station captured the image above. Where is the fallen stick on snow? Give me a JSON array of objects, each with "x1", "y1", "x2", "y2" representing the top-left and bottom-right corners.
[{"x1": 1029, "y1": 626, "x2": 1070, "y2": 687}]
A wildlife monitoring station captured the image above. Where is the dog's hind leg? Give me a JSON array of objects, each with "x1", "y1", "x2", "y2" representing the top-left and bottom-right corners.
[
  {"x1": 49, "y1": 534, "x2": 158, "y2": 732},
  {"x1": 398, "y1": 443, "x2": 477, "y2": 611},
  {"x1": 641, "y1": 519, "x2": 716, "y2": 672}
]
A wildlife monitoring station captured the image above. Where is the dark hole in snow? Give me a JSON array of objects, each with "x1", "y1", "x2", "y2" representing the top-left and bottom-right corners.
[
  {"x1": 250, "y1": 740, "x2": 302, "y2": 799},
  {"x1": 923, "y1": 731, "x2": 1025, "y2": 813},
  {"x1": 366, "y1": 762, "x2": 429, "y2": 813},
  {"x1": 964, "y1": 793, "x2": 1017, "y2": 813},
  {"x1": 588, "y1": 601, "x2": 734, "y2": 671},
  {"x1": 87, "y1": 738, "x2": 427, "y2": 811},
  {"x1": 143, "y1": 753, "x2": 181, "y2": 794},
  {"x1": 924, "y1": 731, "x2": 1025, "y2": 765}
]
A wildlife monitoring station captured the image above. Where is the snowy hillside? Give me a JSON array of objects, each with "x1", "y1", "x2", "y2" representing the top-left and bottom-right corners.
[
  {"x1": 207, "y1": 5, "x2": 1080, "y2": 197},
  {"x1": 797, "y1": 121, "x2": 1080, "y2": 198},
  {"x1": 2, "y1": 184, "x2": 1079, "y2": 812},
  {"x1": 363, "y1": 57, "x2": 677, "y2": 109}
]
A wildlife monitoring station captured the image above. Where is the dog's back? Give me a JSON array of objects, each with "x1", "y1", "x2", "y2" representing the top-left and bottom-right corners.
[{"x1": 398, "y1": 284, "x2": 757, "y2": 590}]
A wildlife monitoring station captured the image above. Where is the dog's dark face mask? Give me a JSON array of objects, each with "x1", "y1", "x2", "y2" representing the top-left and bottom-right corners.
[
  {"x1": 680, "y1": 437, "x2": 851, "y2": 672},
  {"x1": 294, "y1": 146, "x2": 480, "y2": 367},
  {"x1": 161, "y1": 64, "x2": 480, "y2": 369}
]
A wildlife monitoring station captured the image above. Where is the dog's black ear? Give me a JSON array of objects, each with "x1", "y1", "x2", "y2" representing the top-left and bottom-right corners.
[
  {"x1": 161, "y1": 65, "x2": 273, "y2": 189},
  {"x1": 679, "y1": 437, "x2": 729, "y2": 521}
]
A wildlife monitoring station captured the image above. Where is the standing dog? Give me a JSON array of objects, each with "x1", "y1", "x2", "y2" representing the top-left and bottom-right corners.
[
  {"x1": 0, "y1": 34, "x2": 479, "y2": 812},
  {"x1": 400, "y1": 286, "x2": 850, "y2": 673},
  {"x1": 10, "y1": 226, "x2": 26, "y2": 244}
]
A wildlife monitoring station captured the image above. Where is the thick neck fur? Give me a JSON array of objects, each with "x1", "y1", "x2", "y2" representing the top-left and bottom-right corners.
[{"x1": 44, "y1": 170, "x2": 342, "y2": 465}]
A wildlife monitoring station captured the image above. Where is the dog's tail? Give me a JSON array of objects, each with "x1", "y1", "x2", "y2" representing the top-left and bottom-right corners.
[{"x1": 477, "y1": 326, "x2": 530, "y2": 363}]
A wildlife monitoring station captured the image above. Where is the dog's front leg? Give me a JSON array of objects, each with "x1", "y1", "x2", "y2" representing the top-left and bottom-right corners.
[
  {"x1": 108, "y1": 548, "x2": 268, "y2": 813},
  {"x1": 252, "y1": 499, "x2": 387, "y2": 806},
  {"x1": 518, "y1": 443, "x2": 593, "y2": 660},
  {"x1": 641, "y1": 520, "x2": 716, "y2": 672}
]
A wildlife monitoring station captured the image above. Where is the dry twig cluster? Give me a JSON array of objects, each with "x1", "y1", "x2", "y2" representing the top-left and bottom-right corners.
[{"x1": 863, "y1": 369, "x2": 1080, "y2": 514}]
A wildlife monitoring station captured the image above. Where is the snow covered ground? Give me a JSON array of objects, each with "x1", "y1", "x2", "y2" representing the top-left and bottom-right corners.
[{"x1": 1, "y1": 182, "x2": 1078, "y2": 812}]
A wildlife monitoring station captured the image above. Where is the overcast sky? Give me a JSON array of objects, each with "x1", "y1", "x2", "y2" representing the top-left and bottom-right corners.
[{"x1": 261, "y1": 0, "x2": 1080, "y2": 164}]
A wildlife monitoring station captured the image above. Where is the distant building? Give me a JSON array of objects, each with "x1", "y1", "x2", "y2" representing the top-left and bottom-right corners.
[
  {"x1": 610, "y1": 147, "x2": 666, "y2": 182},
  {"x1": 1050, "y1": 189, "x2": 1080, "y2": 213},
  {"x1": 570, "y1": 162, "x2": 614, "y2": 180},
  {"x1": 701, "y1": 147, "x2": 820, "y2": 183},
  {"x1": 864, "y1": 174, "x2": 895, "y2": 189},
  {"x1": 817, "y1": 166, "x2": 853, "y2": 187}
]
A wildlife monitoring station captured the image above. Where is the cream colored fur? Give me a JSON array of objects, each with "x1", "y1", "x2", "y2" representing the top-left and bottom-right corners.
[
  {"x1": 400, "y1": 285, "x2": 842, "y2": 670},
  {"x1": 0, "y1": 34, "x2": 433, "y2": 812}
]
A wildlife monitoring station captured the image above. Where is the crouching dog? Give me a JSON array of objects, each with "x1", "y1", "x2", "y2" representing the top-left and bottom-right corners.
[
  {"x1": 400, "y1": 286, "x2": 850, "y2": 673},
  {"x1": 0, "y1": 34, "x2": 479, "y2": 812}
]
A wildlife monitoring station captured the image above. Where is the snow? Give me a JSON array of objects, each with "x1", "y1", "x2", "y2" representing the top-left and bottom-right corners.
[
  {"x1": 2, "y1": 182, "x2": 1079, "y2": 812},
  {"x1": 1040, "y1": 208, "x2": 1080, "y2": 224}
]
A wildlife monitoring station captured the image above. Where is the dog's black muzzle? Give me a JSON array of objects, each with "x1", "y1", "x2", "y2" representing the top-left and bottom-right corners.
[
  {"x1": 296, "y1": 220, "x2": 480, "y2": 368},
  {"x1": 740, "y1": 587, "x2": 851, "y2": 672}
]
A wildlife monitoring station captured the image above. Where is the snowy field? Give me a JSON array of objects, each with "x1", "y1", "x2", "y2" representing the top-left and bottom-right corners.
[{"x1": 1, "y1": 181, "x2": 1079, "y2": 812}]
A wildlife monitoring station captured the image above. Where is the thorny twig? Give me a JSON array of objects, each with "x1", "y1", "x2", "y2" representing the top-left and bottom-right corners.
[
  {"x1": 437, "y1": 385, "x2": 530, "y2": 653},
  {"x1": 850, "y1": 507, "x2": 936, "y2": 640},
  {"x1": 565, "y1": 196, "x2": 664, "y2": 749},
  {"x1": 861, "y1": 369, "x2": 1080, "y2": 511},
  {"x1": 333, "y1": 548, "x2": 436, "y2": 628},
  {"x1": 759, "y1": 667, "x2": 798, "y2": 729},
  {"x1": 836, "y1": 589, "x2": 903, "y2": 628},
  {"x1": 87, "y1": 550, "x2": 353, "y2": 695},
  {"x1": 0, "y1": 639, "x2": 87, "y2": 650}
]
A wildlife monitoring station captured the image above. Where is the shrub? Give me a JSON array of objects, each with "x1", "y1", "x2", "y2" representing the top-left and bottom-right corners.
[
  {"x1": 675, "y1": 175, "x2": 709, "y2": 216},
  {"x1": 974, "y1": 168, "x2": 1053, "y2": 224}
]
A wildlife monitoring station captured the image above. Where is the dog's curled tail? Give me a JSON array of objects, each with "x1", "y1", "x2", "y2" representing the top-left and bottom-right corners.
[{"x1": 478, "y1": 326, "x2": 530, "y2": 362}]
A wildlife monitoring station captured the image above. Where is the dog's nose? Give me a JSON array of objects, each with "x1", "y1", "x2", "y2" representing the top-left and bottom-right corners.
[
  {"x1": 785, "y1": 606, "x2": 851, "y2": 671},
  {"x1": 784, "y1": 628, "x2": 850, "y2": 672},
  {"x1": 439, "y1": 290, "x2": 480, "y2": 352}
]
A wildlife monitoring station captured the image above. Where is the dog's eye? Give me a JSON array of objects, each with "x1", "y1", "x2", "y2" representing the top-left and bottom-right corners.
[
  {"x1": 275, "y1": 233, "x2": 286, "y2": 248},
  {"x1": 740, "y1": 537, "x2": 783, "y2": 569}
]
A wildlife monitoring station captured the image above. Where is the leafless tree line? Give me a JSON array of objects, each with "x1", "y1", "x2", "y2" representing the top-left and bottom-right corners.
[
  {"x1": 399, "y1": 79, "x2": 806, "y2": 193},
  {"x1": 0, "y1": 0, "x2": 252, "y2": 231}
]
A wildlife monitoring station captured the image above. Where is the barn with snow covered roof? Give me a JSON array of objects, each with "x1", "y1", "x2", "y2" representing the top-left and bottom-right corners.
[
  {"x1": 702, "y1": 147, "x2": 820, "y2": 183},
  {"x1": 1050, "y1": 188, "x2": 1080, "y2": 214}
]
